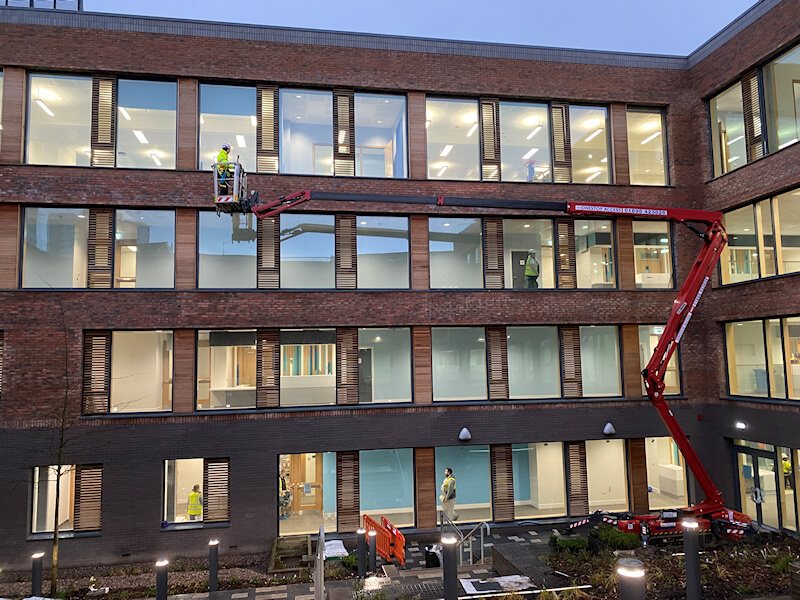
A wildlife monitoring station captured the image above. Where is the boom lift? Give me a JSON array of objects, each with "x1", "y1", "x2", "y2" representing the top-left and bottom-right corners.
[{"x1": 213, "y1": 178, "x2": 753, "y2": 540}]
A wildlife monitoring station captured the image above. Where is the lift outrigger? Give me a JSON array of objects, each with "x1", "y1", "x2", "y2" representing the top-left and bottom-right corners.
[{"x1": 213, "y1": 169, "x2": 754, "y2": 541}]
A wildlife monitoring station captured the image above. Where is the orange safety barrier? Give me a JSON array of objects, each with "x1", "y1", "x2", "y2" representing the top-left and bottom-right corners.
[
  {"x1": 363, "y1": 515, "x2": 394, "y2": 566},
  {"x1": 381, "y1": 517, "x2": 406, "y2": 567}
]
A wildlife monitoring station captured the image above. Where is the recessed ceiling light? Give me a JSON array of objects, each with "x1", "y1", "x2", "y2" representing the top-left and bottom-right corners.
[
  {"x1": 118, "y1": 106, "x2": 132, "y2": 121},
  {"x1": 726, "y1": 135, "x2": 744, "y2": 146},
  {"x1": 377, "y1": 120, "x2": 382, "y2": 124},
  {"x1": 641, "y1": 132, "x2": 662, "y2": 145},
  {"x1": 149, "y1": 152, "x2": 161, "y2": 166},
  {"x1": 296, "y1": 94, "x2": 302, "y2": 98},
  {"x1": 360, "y1": 221, "x2": 367, "y2": 225},
  {"x1": 443, "y1": 222, "x2": 450, "y2": 227},
  {"x1": 440, "y1": 144, "x2": 453, "y2": 157},
  {"x1": 779, "y1": 138, "x2": 799, "y2": 149},
  {"x1": 296, "y1": 116, "x2": 301, "y2": 120},
  {"x1": 236, "y1": 135, "x2": 247, "y2": 148},
  {"x1": 586, "y1": 172, "x2": 601, "y2": 182},
  {"x1": 522, "y1": 148, "x2": 539, "y2": 160},
  {"x1": 601, "y1": 225, "x2": 608, "y2": 229},
  {"x1": 526, "y1": 125, "x2": 542, "y2": 140},
  {"x1": 727, "y1": 156, "x2": 740, "y2": 163},
  {"x1": 425, "y1": 120, "x2": 431, "y2": 129},
  {"x1": 250, "y1": 115, "x2": 257, "y2": 127},
  {"x1": 584, "y1": 128, "x2": 604, "y2": 143},
  {"x1": 467, "y1": 123, "x2": 478, "y2": 137},
  {"x1": 523, "y1": 224, "x2": 530, "y2": 228},
  {"x1": 437, "y1": 166, "x2": 448, "y2": 177},
  {"x1": 35, "y1": 99, "x2": 55, "y2": 117},
  {"x1": 133, "y1": 130, "x2": 149, "y2": 144},
  {"x1": 384, "y1": 100, "x2": 390, "y2": 104},
  {"x1": 743, "y1": 228, "x2": 750, "y2": 232}
]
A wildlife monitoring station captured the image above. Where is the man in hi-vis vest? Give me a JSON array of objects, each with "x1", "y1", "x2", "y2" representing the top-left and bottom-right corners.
[
  {"x1": 525, "y1": 250, "x2": 540, "y2": 289},
  {"x1": 187, "y1": 484, "x2": 203, "y2": 521},
  {"x1": 440, "y1": 468, "x2": 457, "y2": 521}
]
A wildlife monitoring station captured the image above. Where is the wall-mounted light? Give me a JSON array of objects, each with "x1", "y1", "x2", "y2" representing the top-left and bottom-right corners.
[
  {"x1": 603, "y1": 422, "x2": 616, "y2": 436},
  {"x1": 735, "y1": 422, "x2": 747, "y2": 430},
  {"x1": 459, "y1": 427, "x2": 471, "y2": 441}
]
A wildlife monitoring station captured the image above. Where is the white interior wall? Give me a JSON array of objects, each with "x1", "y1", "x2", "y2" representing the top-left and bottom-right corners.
[
  {"x1": 586, "y1": 439, "x2": 628, "y2": 509},
  {"x1": 111, "y1": 331, "x2": 169, "y2": 412}
]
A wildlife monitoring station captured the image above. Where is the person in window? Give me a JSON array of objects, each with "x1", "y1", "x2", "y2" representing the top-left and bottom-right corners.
[
  {"x1": 440, "y1": 467, "x2": 457, "y2": 521},
  {"x1": 217, "y1": 143, "x2": 234, "y2": 196},
  {"x1": 279, "y1": 469, "x2": 292, "y2": 519},
  {"x1": 525, "y1": 250, "x2": 540, "y2": 289},
  {"x1": 187, "y1": 484, "x2": 203, "y2": 521},
  {"x1": 783, "y1": 454, "x2": 793, "y2": 489}
]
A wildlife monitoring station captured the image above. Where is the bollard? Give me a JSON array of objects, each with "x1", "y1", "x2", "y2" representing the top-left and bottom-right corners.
[
  {"x1": 682, "y1": 519, "x2": 701, "y2": 600},
  {"x1": 368, "y1": 529, "x2": 377, "y2": 573},
  {"x1": 357, "y1": 528, "x2": 367, "y2": 578},
  {"x1": 155, "y1": 559, "x2": 169, "y2": 600},
  {"x1": 442, "y1": 533, "x2": 459, "y2": 600},
  {"x1": 31, "y1": 552, "x2": 45, "y2": 597},
  {"x1": 208, "y1": 540, "x2": 219, "y2": 593},
  {"x1": 617, "y1": 558, "x2": 645, "y2": 600}
]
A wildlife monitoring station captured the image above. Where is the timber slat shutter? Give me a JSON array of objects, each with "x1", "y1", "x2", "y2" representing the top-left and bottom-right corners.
[
  {"x1": 414, "y1": 448, "x2": 437, "y2": 529},
  {"x1": 486, "y1": 326, "x2": 509, "y2": 400},
  {"x1": 741, "y1": 71, "x2": 764, "y2": 163},
  {"x1": 88, "y1": 208, "x2": 113, "y2": 288},
  {"x1": 333, "y1": 89, "x2": 355, "y2": 177},
  {"x1": 257, "y1": 216, "x2": 279, "y2": 289},
  {"x1": 256, "y1": 85, "x2": 279, "y2": 173},
  {"x1": 480, "y1": 98, "x2": 501, "y2": 181},
  {"x1": 82, "y1": 331, "x2": 111, "y2": 414},
  {"x1": 551, "y1": 103, "x2": 572, "y2": 183},
  {"x1": 256, "y1": 329, "x2": 280, "y2": 408},
  {"x1": 561, "y1": 326, "x2": 582, "y2": 398},
  {"x1": 203, "y1": 458, "x2": 230, "y2": 522},
  {"x1": 627, "y1": 438, "x2": 650, "y2": 514},
  {"x1": 337, "y1": 328, "x2": 359, "y2": 405},
  {"x1": 491, "y1": 445, "x2": 514, "y2": 522},
  {"x1": 74, "y1": 465, "x2": 103, "y2": 531},
  {"x1": 566, "y1": 441, "x2": 589, "y2": 516},
  {"x1": 0, "y1": 331, "x2": 4, "y2": 399},
  {"x1": 555, "y1": 220, "x2": 576, "y2": 289},
  {"x1": 337, "y1": 451, "x2": 360, "y2": 532},
  {"x1": 91, "y1": 76, "x2": 116, "y2": 168},
  {"x1": 336, "y1": 214, "x2": 358, "y2": 289},
  {"x1": 483, "y1": 217, "x2": 504, "y2": 289}
]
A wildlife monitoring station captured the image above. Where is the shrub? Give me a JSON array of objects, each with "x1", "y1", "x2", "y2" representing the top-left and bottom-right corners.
[
  {"x1": 773, "y1": 554, "x2": 791, "y2": 574},
  {"x1": 588, "y1": 524, "x2": 641, "y2": 551},
  {"x1": 341, "y1": 553, "x2": 359, "y2": 571},
  {"x1": 550, "y1": 535, "x2": 589, "y2": 554}
]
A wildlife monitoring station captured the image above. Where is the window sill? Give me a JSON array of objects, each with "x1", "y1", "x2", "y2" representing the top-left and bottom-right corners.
[
  {"x1": 721, "y1": 395, "x2": 800, "y2": 407},
  {"x1": 27, "y1": 531, "x2": 100, "y2": 541},
  {"x1": 161, "y1": 522, "x2": 230, "y2": 532}
]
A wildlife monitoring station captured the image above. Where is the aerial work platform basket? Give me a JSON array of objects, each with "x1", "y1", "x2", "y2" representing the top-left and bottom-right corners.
[{"x1": 213, "y1": 161, "x2": 258, "y2": 216}]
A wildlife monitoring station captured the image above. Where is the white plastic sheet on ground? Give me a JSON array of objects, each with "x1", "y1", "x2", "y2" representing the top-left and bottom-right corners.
[
  {"x1": 459, "y1": 575, "x2": 534, "y2": 594},
  {"x1": 324, "y1": 539, "x2": 349, "y2": 558}
]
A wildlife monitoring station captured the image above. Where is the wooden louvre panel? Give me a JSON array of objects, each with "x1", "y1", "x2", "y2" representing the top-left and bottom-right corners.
[
  {"x1": 741, "y1": 71, "x2": 764, "y2": 163},
  {"x1": 486, "y1": 326, "x2": 509, "y2": 400},
  {"x1": 88, "y1": 208, "x2": 114, "y2": 288},
  {"x1": 414, "y1": 447, "x2": 437, "y2": 529},
  {"x1": 491, "y1": 445, "x2": 514, "y2": 522},
  {"x1": 0, "y1": 204, "x2": 20, "y2": 289},
  {"x1": 333, "y1": 89, "x2": 355, "y2": 177},
  {"x1": 560, "y1": 326, "x2": 583, "y2": 398},
  {"x1": 609, "y1": 103, "x2": 629, "y2": 186},
  {"x1": 203, "y1": 458, "x2": 230, "y2": 523},
  {"x1": 337, "y1": 451, "x2": 360, "y2": 532},
  {"x1": 551, "y1": 103, "x2": 572, "y2": 183},
  {"x1": 410, "y1": 215, "x2": 430, "y2": 290},
  {"x1": 171, "y1": 329, "x2": 195, "y2": 414},
  {"x1": 480, "y1": 98, "x2": 501, "y2": 181},
  {"x1": 621, "y1": 324, "x2": 644, "y2": 398},
  {"x1": 73, "y1": 465, "x2": 103, "y2": 531},
  {"x1": 566, "y1": 442, "x2": 589, "y2": 516},
  {"x1": 257, "y1": 84, "x2": 279, "y2": 173},
  {"x1": 483, "y1": 217, "x2": 504, "y2": 289},
  {"x1": 257, "y1": 216, "x2": 279, "y2": 289},
  {"x1": 615, "y1": 219, "x2": 635, "y2": 290},
  {"x1": 337, "y1": 328, "x2": 359, "y2": 405},
  {"x1": 627, "y1": 438, "x2": 650, "y2": 514},
  {"x1": 256, "y1": 329, "x2": 280, "y2": 408},
  {"x1": 412, "y1": 327, "x2": 433, "y2": 404},
  {"x1": 555, "y1": 220, "x2": 576, "y2": 289},
  {"x1": 0, "y1": 331, "x2": 4, "y2": 398},
  {"x1": 175, "y1": 208, "x2": 197, "y2": 290},
  {"x1": 82, "y1": 331, "x2": 111, "y2": 415},
  {"x1": 336, "y1": 214, "x2": 357, "y2": 289},
  {"x1": 91, "y1": 76, "x2": 116, "y2": 168}
]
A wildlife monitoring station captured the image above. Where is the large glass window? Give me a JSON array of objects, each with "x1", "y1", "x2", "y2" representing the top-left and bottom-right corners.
[
  {"x1": 198, "y1": 212, "x2": 256, "y2": 288},
  {"x1": 638, "y1": 325, "x2": 680, "y2": 395},
  {"x1": 280, "y1": 89, "x2": 333, "y2": 175},
  {"x1": 575, "y1": 220, "x2": 615, "y2": 288},
  {"x1": 27, "y1": 74, "x2": 91, "y2": 166},
  {"x1": 586, "y1": 439, "x2": 628, "y2": 512},
  {"x1": 360, "y1": 449, "x2": 414, "y2": 527},
  {"x1": 726, "y1": 321, "x2": 768, "y2": 397},
  {"x1": 627, "y1": 108, "x2": 667, "y2": 185},
  {"x1": 512, "y1": 443, "x2": 566, "y2": 519},
  {"x1": 22, "y1": 207, "x2": 89, "y2": 288},
  {"x1": 279, "y1": 452, "x2": 337, "y2": 535},
  {"x1": 775, "y1": 190, "x2": 800, "y2": 275},
  {"x1": 779, "y1": 446, "x2": 797, "y2": 532},
  {"x1": 435, "y1": 446, "x2": 491, "y2": 523},
  {"x1": 764, "y1": 44, "x2": 800, "y2": 153},
  {"x1": 645, "y1": 437, "x2": 688, "y2": 510},
  {"x1": 580, "y1": 326, "x2": 621, "y2": 397},
  {"x1": 502, "y1": 219, "x2": 555, "y2": 289},
  {"x1": 199, "y1": 84, "x2": 256, "y2": 172},
  {"x1": 767, "y1": 319, "x2": 786, "y2": 399},
  {"x1": 784, "y1": 317, "x2": 800, "y2": 400},
  {"x1": 570, "y1": 106, "x2": 610, "y2": 184},
  {"x1": 499, "y1": 102, "x2": 551, "y2": 182},
  {"x1": 280, "y1": 213, "x2": 335, "y2": 288},
  {"x1": 358, "y1": 328, "x2": 412, "y2": 403},
  {"x1": 280, "y1": 329, "x2": 336, "y2": 407},
  {"x1": 197, "y1": 330, "x2": 256, "y2": 410},
  {"x1": 721, "y1": 206, "x2": 759, "y2": 284},
  {"x1": 114, "y1": 210, "x2": 175, "y2": 288},
  {"x1": 31, "y1": 465, "x2": 75, "y2": 533},
  {"x1": 756, "y1": 199, "x2": 777, "y2": 278},
  {"x1": 117, "y1": 80, "x2": 177, "y2": 169},
  {"x1": 432, "y1": 327, "x2": 487, "y2": 401},
  {"x1": 354, "y1": 94, "x2": 407, "y2": 178},
  {"x1": 429, "y1": 217, "x2": 483, "y2": 288},
  {"x1": 356, "y1": 216, "x2": 409, "y2": 289},
  {"x1": 710, "y1": 84, "x2": 746, "y2": 176},
  {"x1": 633, "y1": 221, "x2": 672, "y2": 288},
  {"x1": 110, "y1": 331, "x2": 173, "y2": 413},
  {"x1": 507, "y1": 327, "x2": 560, "y2": 399},
  {"x1": 426, "y1": 98, "x2": 480, "y2": 180},
  {"x1": 163, "y1": 458, "x2": 204, "y2": 523}
]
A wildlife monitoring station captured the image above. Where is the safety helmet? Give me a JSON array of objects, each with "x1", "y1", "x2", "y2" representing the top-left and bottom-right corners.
[
  {"x1": 222, "y1": 143, "x2": 232, "y2": 151},
  {"x1": 784, "y1": 454, "x2": 789, "y2": 460},
  {"x1": 528, "y1": 249, "x2": 536, "y2": 253}
]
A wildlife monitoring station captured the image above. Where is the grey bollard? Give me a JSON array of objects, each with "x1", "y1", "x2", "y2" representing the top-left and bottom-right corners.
[
  {"x1": 31, "y1": 552, "x2": 45, "y2": 597},
  {"x1": 442, "y1": 534, "x2": 459, "y2": 600},
  {"x1": 156, "y1": 559, "x2": 169, "y2": 600},
  {"x1": 682, "y1": 519, "x2": 702, "y2": 600},
  {"x1": 368, "y1": 529, "x2": 377, "y2": 573},
  {"x1": 209, "y1": 540, "x2": 220, "y2": 592},
  {"x1": 617, "y1": 558, "x2": 645, "y2": 600},
  {"x1": 357, "y1": 528, "x2": 367, "y2": 578}
]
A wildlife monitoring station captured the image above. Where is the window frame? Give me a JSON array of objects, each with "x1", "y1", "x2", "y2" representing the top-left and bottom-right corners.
[{"x1": 625, "y1": 106, "x2": 669, "y2": 186}]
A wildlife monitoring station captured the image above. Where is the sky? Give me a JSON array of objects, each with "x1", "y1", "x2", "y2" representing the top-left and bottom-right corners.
[{"x1": 84, "y1": 0, "x2": 761, "y2": 56}]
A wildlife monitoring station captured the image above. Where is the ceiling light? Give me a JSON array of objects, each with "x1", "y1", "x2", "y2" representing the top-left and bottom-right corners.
[
  {"x1": 133, "y1": 130, "x2": 149, "y2": 144},
  {"x1": 582, "y1": 225, "x2": 588, "y2": 229},
  {"x1": 585, "y1": 118, "x2": 600, "y2": 128},
  {"x1": 727, "y1": 156, "x2": 740, "y2": 163},
  {"x1": 374, "y1": 336, "x2": 382, "y2": 342},
  {"x1": 584, "y1": 128, "x2": 603, "y2": 143},
  {"x1": 726, "y1": 135, "x2": 744, "y2": 146},
  {"x1": 377, "y1": 120, "x2": 382, "y2": 124},
  {"x1": 660, "y1": 248, "x2": 669, "y2": 253},
  {"x1": 425, "y1": 120, "x2": 431, "y2": 129},
  {"x1": 523, "y1": 115, "x2": 541, "y2": 126},
  {"x1": 77, "y1": 214, "x2": 86, "y2": 219},
  {"x1": 522, "y1": 148, "x2": 539, "y2": 160},
  {"x1": 338, "y1": 130, "x2": 346, "y2": 144},
  {"x1": 443, "y1": 222, "x2": 450, "y2": 227},
  {"x1": 118, "y1": 106, "x2": 132, "y2": 121},
  {"x1": 149, "y1": 152, "x2": 161, "y2": 166},
  {"x1": 236, "y1": 135, "x2": 246, "y2": 148},
  {"x1": 641, "y1": 121, "x2": 659, "y2": 131},
  {"x1": 199, "y1": 115, "x2": 205, "y2": 124},
  {"x1": 35, "y1": 99, "x2": 55, "y2": 117},
  {"x1": 84, "y1": 148, "x2": 92, "y2": 158},
  {"x1": 660, "y1": 238, "x2": 668, "y2": 243},
  {"x1": 126, "y1": 245, "x2": 138, "y2": 252},
  {"x1": 437, "y1": 166, "x2": 448, "y2": 177},
  {"x1": 586, "y1": 167, "x2": 602, "y2": 173},
  {"x1": 440, "y1": 144, "x2": 453, "y2": 157},
  {"x1": 467, "y1": 123, "x2": 479, "y2": 137},
  {"x1": 250, "y1": 115, "x2": 257, "y2": 127},
  {"x1": 779, "y1": 138, "x2": 799, "y2": 150},
  {"x1": 588, "y1": 154, "x2": 593, "y2": 159},
  {"x1": 296, "y1": 116, "x2": 301, "y2": 120},
  {"x1": 523, "y1": 224, "x2": 530, "y2": 228},
  {"x1": 743, "y1": 228, "x2": 751, "y2": 232},
  {"x1": 601, "y1": 225, "x2": 608, "y2": 229},
  {"x1": 296, "y1": 94, "x2": 302, "y2": 99},
  {"x1": 601, "y1": 157, "x2": 607, "y2": 163},
  {"x1": 526, "y1": 125, "x2": 542, "y2": 140},
  {"x1": 384, "y1": 100, "x2": 390, "y2": 104},
  {"x1": 641, "y1": 131, "x2": 662, "y2": 145},
  {"x1": 462, "y1": 113, "x2": 478, "y2": 124},
  {"x1": 586, "y1": 171, "x2": 601, "y2": 182}
]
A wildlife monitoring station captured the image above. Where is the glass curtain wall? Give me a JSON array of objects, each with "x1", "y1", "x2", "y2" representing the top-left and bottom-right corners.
[
  {"x1": 569, "y1": 106, "x2": 610, "y2": 183},
  {"x1": 638, "y1": 325, "x2": 680, "y2": 395},
  {"x1": 31, "y1": 465, "x2": 76, "y2": 533},
  {"x1": 507, "y1": 327, "x2": 560, "y2": 398},
  {"x1": 27, "y1": 74, "x2": 91, "y2": 166},
  {"x1": 580, "y1": 326, "x2": 621, "y2": 396},
  {"x1": 280, "y1": 213, "x2": 335, "y2": 288},
  {"x1": 354, "y1": 94, "x2": 407, "y2": 178},
  {"x1": 110, "y1": 331, "x2": 173, "y2": 412},
  {"x1": 586, "y1": 439, "x2": 628, "y2": 511},
  {"x1": 779, "y1": 446, "x2": 797, "y2": 532},
  {"x1": 435, "y1": 446, "x2": 492, "y2": 523},
  {"x1": 426, "y1": 98, "x2": 480, "y2": 180},
  {"x1": 279, "y1": 452, "x2": 337, "y2": 535},
  {"x1": 117, "y1": 80, "x2": 177, "y2": 169},
  {"x1": 766, "y1": 319, "x2": 787, "y2": 399},
  {"x1": 197, "y1": 212, "x2": 256, "y2": 288},
  {"x1": 575, "y1": 220, "x2": 615, "y2": 288},
  {"x1": 197, "y1": 330, "x2": 257, "y2": 410},
  {"x1": 356, "y1": 216, "x2": 409, "y2": 288},
  {"x1": 710, "y1": 84, "x2": 746, "y2": 176},
  {"x1": 775, "y1": 190, "x2": 800, "y2": 275},
  {"x1": 432, "y1": 327, "x2": 487, "y2": 401},
  {"x1": 721, "y1": 205, "x2": 759, "y2": 284},
  {"x1": 499, "y1": 102, "x2": 552, "y2": 182},
  {"x1": 502, "y1": 219, "x2": 555, "y2": 289},
  {"x1": 280, "y1": 89, "x2": 333, "y2": 175},
  {"x1": 199, "y1": 84, "x2": 257, "y2": 172},
  {"x1": 763, "y1": 44, "x2": 800, "y2": 152},
  {"x1": 357, "y1": 328, "x2": 412, "y2": 403},
  {"x1": 512, "y1": 443, "x2": 566, "y2": 518},
  {"x1": 633, "y1": 221, "x2": 673, "y2": 288},
  {"x1": 22, "y1": 207, "x2": 89, "y2": 288},
  {"x1": 627, "y1": 108, "x2": 667, "y2": 185},
  {"x1": 756, "y1": 199, "x2": 777, "y2": 278},
  {"x1": 114, "y1": 210, "x2": 175, "y2": 288},
  {"x1": 163, "y1": 458, "x2": 204, "y2": 523},
  {"x1": 644, "y1": 437, "x2": 688, "y2": 510},
  {"x1": 429, "y1": 217, "x2": 483, "y2": 288},
  {"x1": 280, "y1": 329, "x2": 336, "y2": 407},
  {"x1": 784, "y1": 317, "x2": 800, "y2": 400},
  {"x1": 726, "y1": 321, "x2": 768, "y2": 397},
  {"x1": 360, "y1": 449, "x2": 414, "y2": 527}
]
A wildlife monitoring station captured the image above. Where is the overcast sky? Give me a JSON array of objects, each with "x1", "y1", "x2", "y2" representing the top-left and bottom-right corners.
[{"x1": 84, "y1": 0, "x2": 760, "y2": 56}]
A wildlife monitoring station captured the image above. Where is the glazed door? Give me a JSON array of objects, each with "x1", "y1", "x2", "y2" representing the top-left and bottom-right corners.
[{"x1": 736, "y1": 449, "x2": 781, "y2": 529}]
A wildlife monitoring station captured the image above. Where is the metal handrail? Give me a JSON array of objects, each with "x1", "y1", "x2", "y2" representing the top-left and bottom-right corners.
[{"x1": 438, "y1": 511, "x2": 490, "y2": 566}]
